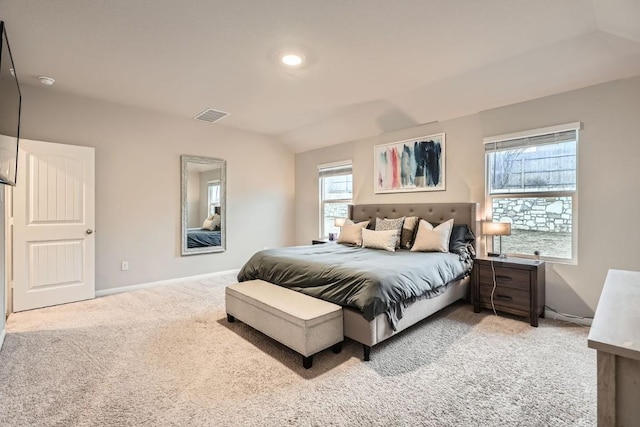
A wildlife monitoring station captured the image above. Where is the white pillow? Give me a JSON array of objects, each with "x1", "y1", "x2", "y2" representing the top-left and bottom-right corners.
[
  {"x1": 202, "y1": 213, "x2": 221, "y2": 231},
  {"x1": 410, "y1": 219, "x2": 454, "y2": 252},
  {"x1": 362, "y1": 229, "x2": 398, "y2": 252},
  {"x1": 337, "y1": 220, "x2": 369, "y2": 246}
]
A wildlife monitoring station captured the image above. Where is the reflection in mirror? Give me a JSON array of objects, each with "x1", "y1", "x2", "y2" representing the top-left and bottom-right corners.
[{"x1": 181, "y1": 155, "x2": 226, "y2": 255}]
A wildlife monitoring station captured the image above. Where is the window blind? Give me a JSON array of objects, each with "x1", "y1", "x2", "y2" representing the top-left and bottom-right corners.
[
  {"x1": 318, "y1": 164, "x2": 352, "y2": 178},
  {"x1": 485, "y1": 130, "x2": 577, "y2": 153}
]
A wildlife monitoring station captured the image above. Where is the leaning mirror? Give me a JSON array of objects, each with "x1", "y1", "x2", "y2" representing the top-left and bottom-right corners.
[{"x1": 181, "y1": 155, "x2": 226, "y2": 255}]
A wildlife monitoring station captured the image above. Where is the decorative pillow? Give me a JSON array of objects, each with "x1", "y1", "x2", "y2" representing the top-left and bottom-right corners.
[
  {"x1": 410, "y1": 219, "x2": 454, "y2": 252},
  {"x1": 362, "y1": 229, "x2": 398, "y2": 252},
  {"x1": 337, "y1": 220, "x2": 369, "y2": 246},
  {"x1": 375, "y1": 217, "x2": 405, "y2": 248},
  {"x1": 449, "y1": 224, "x2": 475, "y2": 252},
  {"x1": 202, "y1": 214, "x2": 221, "y2": 231},
  {"x1": 400, "y1": 216, "x2": 419, "y2": 249}
]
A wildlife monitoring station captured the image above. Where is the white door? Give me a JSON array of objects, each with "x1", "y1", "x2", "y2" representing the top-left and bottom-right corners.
[{"x1": 13, "y1": 139, "x2": 95, "y2": 311}]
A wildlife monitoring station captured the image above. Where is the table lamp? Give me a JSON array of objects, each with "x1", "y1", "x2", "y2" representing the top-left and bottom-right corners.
[
  {"x1": 330, "y1": 217, "x2": 347, "y2": 241},
  {"x1": 482, "y1": 221, "x2": 511, "y2": 257}
]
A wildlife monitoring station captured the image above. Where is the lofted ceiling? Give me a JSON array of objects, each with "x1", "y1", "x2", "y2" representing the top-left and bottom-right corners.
[{"x1": 1, "y1": 0, "x2": 639, "y2": 153}]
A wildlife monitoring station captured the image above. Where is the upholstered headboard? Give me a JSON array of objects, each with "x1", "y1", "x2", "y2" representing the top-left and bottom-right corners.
[{"x1": 348, "y1": 202, "x2": 480, "y2": 249}]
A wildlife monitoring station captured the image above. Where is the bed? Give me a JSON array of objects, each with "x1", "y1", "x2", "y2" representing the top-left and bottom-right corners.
[
  {"x1": 187, "y1": 228, "x2": 221, "y2": 248},
  {"x1": 238, "y1": 202, "x2": 479, "y2": 360}
]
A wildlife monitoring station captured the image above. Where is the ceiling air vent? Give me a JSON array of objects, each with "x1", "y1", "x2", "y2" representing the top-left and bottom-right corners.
[{"x1": 194, "y1": 108, "x2": 229, "y2": 123}]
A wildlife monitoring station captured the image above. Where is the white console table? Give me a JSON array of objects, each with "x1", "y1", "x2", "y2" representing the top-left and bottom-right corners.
[{"x1": 588, "y1": 269, "x2": 640, "y2": 426}]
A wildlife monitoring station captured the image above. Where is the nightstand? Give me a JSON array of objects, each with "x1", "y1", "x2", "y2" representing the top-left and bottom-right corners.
[{"x1": 472, "y1": 256, "x2": 545, "y2": 326}]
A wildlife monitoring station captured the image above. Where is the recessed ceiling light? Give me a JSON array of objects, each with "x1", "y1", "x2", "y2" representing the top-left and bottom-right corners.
[
  {"x1": 38, "y1": 76, "x2": 55, "y2": 86},
  {"x1": 280, "y1": 53, "x2": 304, "y2": 67}
]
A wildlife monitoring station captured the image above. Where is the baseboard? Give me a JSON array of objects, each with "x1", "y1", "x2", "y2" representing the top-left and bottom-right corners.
[
  {"x1": 544, "y1": 309, "x2": 592, "y2": 327},
  {"x1": 95, "y1": 269, "x2": 240, "y2": 298},
  {"x1": 0, "y1": 327, "x2": 6, "y2": 351}
]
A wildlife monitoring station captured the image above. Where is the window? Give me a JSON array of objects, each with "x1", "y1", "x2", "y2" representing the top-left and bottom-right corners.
[
  {"x1": 319, "y1": 162, "x2": 352, "y2": 238},
  {"x1": 484, "y1": 123, "x2": 579, "y2": 261},
  {"x1": 208, "y1": 180, "x2": 220, "y2": 215}
]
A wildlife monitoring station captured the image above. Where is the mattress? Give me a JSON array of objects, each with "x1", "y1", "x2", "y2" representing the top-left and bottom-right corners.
[{"x1": 237, "y1": 243, "x2": 473, "y2": 329}]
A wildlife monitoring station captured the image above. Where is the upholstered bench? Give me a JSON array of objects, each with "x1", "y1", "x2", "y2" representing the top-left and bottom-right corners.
[{"x1": 225, "y1": 280, "x2": 344, "y2": 369}]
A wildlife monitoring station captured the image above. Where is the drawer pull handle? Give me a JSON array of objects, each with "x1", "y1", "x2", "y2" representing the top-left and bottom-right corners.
[
  {"x1": 495, "y1": 275, "x2": 513, "y2": 281},
  {"x1": 496, "y1": 294, "x2": 513, "y2": 301}
]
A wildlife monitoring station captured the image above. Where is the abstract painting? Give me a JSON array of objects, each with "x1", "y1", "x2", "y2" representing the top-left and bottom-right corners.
[{"x1": 374, "y1": 133, "x2": 445, "y2": 193}]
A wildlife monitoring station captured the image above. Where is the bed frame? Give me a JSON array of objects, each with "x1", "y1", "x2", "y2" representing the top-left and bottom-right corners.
[{"x1": 345, "y1": 202, "x2": 479, "y2": 360}]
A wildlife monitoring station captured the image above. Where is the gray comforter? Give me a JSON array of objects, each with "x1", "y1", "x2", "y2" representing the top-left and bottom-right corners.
[{"x1": 237, "y1": 243, "x2": 473, "y2": 329}]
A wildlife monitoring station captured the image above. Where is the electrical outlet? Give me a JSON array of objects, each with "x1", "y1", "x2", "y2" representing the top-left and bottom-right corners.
[{"x1": 121, "y1": 261, "x2": 129, "y2": 271}]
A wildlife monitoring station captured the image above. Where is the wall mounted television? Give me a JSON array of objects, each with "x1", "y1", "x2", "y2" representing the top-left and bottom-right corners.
[{"x1": 0, "y1": 21, "x2": 21, "y2": 186}]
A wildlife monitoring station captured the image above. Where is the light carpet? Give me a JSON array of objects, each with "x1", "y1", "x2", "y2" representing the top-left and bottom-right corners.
[{"x1": 0, "y1": 272, "x2": 596, "y2": 426}]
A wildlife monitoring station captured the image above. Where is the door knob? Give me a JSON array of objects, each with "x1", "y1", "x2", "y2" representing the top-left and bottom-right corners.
[{"x1": 86, "y1": 229, "x2": 94, "y2": 235}]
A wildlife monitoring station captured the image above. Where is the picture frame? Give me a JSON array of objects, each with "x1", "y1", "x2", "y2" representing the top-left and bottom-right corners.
[{"x1": 374, "y1": 133, "x2": 445, "y2": 194}]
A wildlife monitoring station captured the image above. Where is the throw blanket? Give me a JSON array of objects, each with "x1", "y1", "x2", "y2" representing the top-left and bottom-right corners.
[{"x1": 237, "y1": 244, "x2": 473, "y2": 330}]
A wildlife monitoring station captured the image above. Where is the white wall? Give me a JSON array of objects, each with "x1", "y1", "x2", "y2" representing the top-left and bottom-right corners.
[
  {"x1": 19, "y1": 85, "x2": 296, "y2": 292},
  {"x1": 296, "y1": 75, "x2": 640, "y2": 317}
]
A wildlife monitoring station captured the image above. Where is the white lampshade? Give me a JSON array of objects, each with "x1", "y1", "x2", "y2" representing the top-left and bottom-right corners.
[
  {"x1": 334, "y1": 217, "x2": 347, "y2": 227},
  {"x1": 482, "y1": 221, "x2": 511, "y2": 236}
]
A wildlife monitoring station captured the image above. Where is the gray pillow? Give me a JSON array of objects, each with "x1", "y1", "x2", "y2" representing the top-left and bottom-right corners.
[
  {"x1": 400, "y1": 216, "x2": 419, "y2": 249},
  {"x1": 375, "y1": 217, "x2": 405, "y2": 248}
]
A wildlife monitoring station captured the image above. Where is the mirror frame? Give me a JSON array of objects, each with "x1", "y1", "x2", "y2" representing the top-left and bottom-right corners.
[{"x1": 181, "y1": 155, "x2": 226, "y2": 255}]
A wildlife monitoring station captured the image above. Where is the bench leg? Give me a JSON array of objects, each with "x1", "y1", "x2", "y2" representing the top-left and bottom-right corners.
[
  {"x1": 363, "y1": 345, "x2": 371, "y2": 362},
  {"x1": 303, "y1": 355, "x2": 313, "y2": 369},
  {"x1": 227, "y1": 314, "x2": 235, "y2": 323},
  {"x1": 332, "y1": 342, "x2": 343, "y2": 354}
]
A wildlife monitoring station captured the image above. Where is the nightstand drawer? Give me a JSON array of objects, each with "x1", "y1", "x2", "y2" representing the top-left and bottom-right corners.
[
  {"x1": 478, "y1": 284, "x2": 530, "y2": 310},
  {"x1": 477, "y1": 265, "x2": 530, "y2": 290}
]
